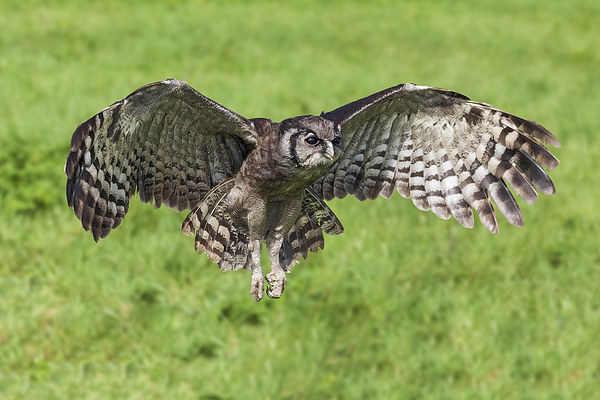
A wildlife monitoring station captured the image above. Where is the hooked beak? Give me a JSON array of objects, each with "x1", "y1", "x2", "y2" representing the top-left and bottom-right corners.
[{"x1": 324, "y1": 141, "x2": 335, "y2": 160}]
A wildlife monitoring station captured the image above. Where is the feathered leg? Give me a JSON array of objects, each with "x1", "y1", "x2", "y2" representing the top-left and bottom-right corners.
[
  {"x1": 265, "y1": 196, "x2": 304, "y2": 298},
  {"x1": 246, "y1": 194, "x2": 267, "y2": 302},
  {"x1": 265, "y1": 231, "x2": 286, "y2": 298},
  {"x1": 248, "y1": 239, "x2": 264, "y2": 302}
]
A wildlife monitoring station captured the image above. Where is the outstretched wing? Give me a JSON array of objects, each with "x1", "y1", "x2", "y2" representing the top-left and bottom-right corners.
[
  {"x1": 65, "y1": 79, "x2": 257, "y2": 241},
  {"x1": 314, "y1": 84, "x2": 560, "y2": 233}
]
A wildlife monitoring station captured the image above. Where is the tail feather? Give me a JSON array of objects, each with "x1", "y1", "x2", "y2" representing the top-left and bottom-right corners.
[
  {"x1": 303, "y1": 188, "x2": 344, "y2": 235},
  {"x1": 183, "y1": 184, "x2": 344, "y2": 273},
  {"x1": 279, "y1": 189, "x2": 344, "y2": 272},
  {"x1": 181, "y1": 178, "x2": 251, "y2": 271}
]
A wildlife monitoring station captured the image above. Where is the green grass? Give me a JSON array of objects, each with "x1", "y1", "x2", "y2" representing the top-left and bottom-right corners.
[{"x1": 1, "y1": 0, "x2": 599, "y2": 398}]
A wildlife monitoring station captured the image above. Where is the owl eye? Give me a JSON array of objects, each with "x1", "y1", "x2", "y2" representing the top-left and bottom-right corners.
[
  {"x1": 331, "y1": 136, "x2": 341, "y2": 146},
  {"x1": 305, "y1": 133, "x2": 320, "y2": 145}
]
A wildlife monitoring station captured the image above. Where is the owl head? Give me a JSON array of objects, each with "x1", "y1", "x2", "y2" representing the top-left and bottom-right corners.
[{"x1": 279, "y1": 115, "x2": 342, "y2": 170}]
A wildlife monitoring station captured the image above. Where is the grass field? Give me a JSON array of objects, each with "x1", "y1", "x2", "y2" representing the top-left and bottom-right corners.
[{"x1": 1, "y1": 1, "x2": 599, "y2": 399}]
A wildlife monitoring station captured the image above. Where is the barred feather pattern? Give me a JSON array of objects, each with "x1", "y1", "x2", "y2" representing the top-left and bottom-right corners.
[
  {"x1": 316, "y1": 83, "x2": 560, "y2": 233},
  {"x1": 182, "y1": 184, "x2": 344, "y2": 272},
  {"x1": 279, "y1": 212, "x2": 323, "y2": 272},
  {"x1": 65, "y1": 79, "x2": 256, "y2": 241},
  {"x1": 181, "y1": 178, "x2": 252, "y2": 271},
  {"x1": 278, "y1": 189, "x2": 344, "y2": 272}
]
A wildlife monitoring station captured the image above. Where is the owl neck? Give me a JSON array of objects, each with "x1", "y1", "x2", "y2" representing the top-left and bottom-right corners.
[
  {"x1": 236, "y1": 146, "x2": 325, "y2": 199},
  {"x1": 238, "y1": 118, "x2": 329, "y2": 198}
]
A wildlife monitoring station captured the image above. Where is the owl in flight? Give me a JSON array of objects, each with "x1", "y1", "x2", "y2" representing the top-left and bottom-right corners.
[{"x1": 65, "y1": 79, "x2": 560, "y2": 301}]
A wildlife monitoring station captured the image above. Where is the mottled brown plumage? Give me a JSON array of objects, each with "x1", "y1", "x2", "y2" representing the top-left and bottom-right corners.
[{"x1": 66, "y1": 79, "x2": 560, "y2": 301}]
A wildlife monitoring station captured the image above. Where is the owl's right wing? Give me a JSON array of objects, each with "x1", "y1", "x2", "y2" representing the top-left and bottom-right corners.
[
  {"x1": 315, "y1": 84, "x2": 560, "y2": 233},
  {"x1": 65, "y1": 79, "x2": 257, "y2": 241}
]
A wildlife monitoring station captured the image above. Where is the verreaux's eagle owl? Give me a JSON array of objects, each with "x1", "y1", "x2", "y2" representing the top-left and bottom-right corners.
[{"x1": 65, "y1": 79, "x2": 560, "y2": 301}]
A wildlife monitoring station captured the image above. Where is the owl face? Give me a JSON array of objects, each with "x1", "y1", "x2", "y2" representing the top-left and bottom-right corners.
[{"x1": 280, "y1": 115, "x2": 342, "y2": 170}]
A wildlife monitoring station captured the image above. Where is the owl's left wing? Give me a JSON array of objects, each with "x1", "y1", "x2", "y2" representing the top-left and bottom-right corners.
[
  {"x1": 66, "y1": 79, "x2": 257, "y2": 241},
  {"x1": 314, "y1": 84, "x2": 560, "y2": 233}
]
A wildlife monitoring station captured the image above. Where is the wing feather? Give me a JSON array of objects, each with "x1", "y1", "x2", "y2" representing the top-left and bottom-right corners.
[
  {"x1": 65, "y1": 79, "x2": 257, "y2": 241},
  {"x1": 317, "y1": 83, "x2": 560, "y2": 233},
  {"x1": 278, "y1": 189, "x2": 343, "y2": 272},
  {"x1": 377, "y1": 114, "x2": 404, "y2": 199},
  {"x1": 424, "y1": 124, "x2": 451, "y2": 219}
]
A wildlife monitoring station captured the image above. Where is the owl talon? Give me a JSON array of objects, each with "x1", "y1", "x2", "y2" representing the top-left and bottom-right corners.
[
  {"x1": 250, "y1": 270, "x2": 264, "y2": 302},
  {"x1": 265, "y1": 271, "x2": 286, "y2": 298}
]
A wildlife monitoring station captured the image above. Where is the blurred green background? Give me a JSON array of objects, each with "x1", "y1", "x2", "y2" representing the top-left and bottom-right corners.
[{"x1": 1, "y1": 0, "x2": 599, "y2": 399}]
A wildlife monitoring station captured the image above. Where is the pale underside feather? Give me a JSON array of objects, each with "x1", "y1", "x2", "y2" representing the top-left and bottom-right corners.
[{"x1": 315, "y1": 83, "x2": 560, "y2": 233}]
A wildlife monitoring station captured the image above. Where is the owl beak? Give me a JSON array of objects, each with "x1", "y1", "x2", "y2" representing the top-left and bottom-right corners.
[{"x1": 324, "y1": 142, "x2": 335, "y2": 160}]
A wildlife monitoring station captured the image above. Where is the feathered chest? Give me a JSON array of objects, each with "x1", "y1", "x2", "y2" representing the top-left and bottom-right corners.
[{"x1": 235, "y1": 145, "x2": 330, "y2": 199}]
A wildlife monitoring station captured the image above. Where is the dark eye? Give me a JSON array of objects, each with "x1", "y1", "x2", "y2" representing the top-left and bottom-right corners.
[
  {"x1": 331, "y1": 136, "x2": 341, "y2": 146},
  {"x1": 305, "y1": 133, "x2": 320, "y2": 145}
]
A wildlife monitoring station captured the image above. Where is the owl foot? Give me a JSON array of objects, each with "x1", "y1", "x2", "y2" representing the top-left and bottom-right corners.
[
  {"x1": 250, "y1": 269, "x2": 264, "y2": 302},
  {"x1": 265, "y1": 270, "x2": 286, "y2": 298}
]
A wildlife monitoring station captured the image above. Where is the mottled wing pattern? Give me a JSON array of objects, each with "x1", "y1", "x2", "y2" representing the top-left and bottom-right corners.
[
  {"x1": 181, "y1": 178, "x2": 251, "y2": 272},
  {"x1": 315, "y1": 84, "x2": 560, "y2": 233},
  {"x1": 302, "y1": 188, "x2": 344, "y2": 236},
  {"x1": 65, "y1": 79, "x2": 257, "y2": 241},
  {"x1": 279, "y1": 189, "x2": 344, "y2": 272}
]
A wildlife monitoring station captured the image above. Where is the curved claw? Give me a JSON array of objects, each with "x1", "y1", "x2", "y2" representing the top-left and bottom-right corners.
[{"x1": 265, "y1": 271, "x2": 286, "y2": 299}]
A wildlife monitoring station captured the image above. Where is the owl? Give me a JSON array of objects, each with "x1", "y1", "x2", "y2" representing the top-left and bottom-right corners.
[{"x1": 65, "y1": 79, "x2": 560, "y2": 301}]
